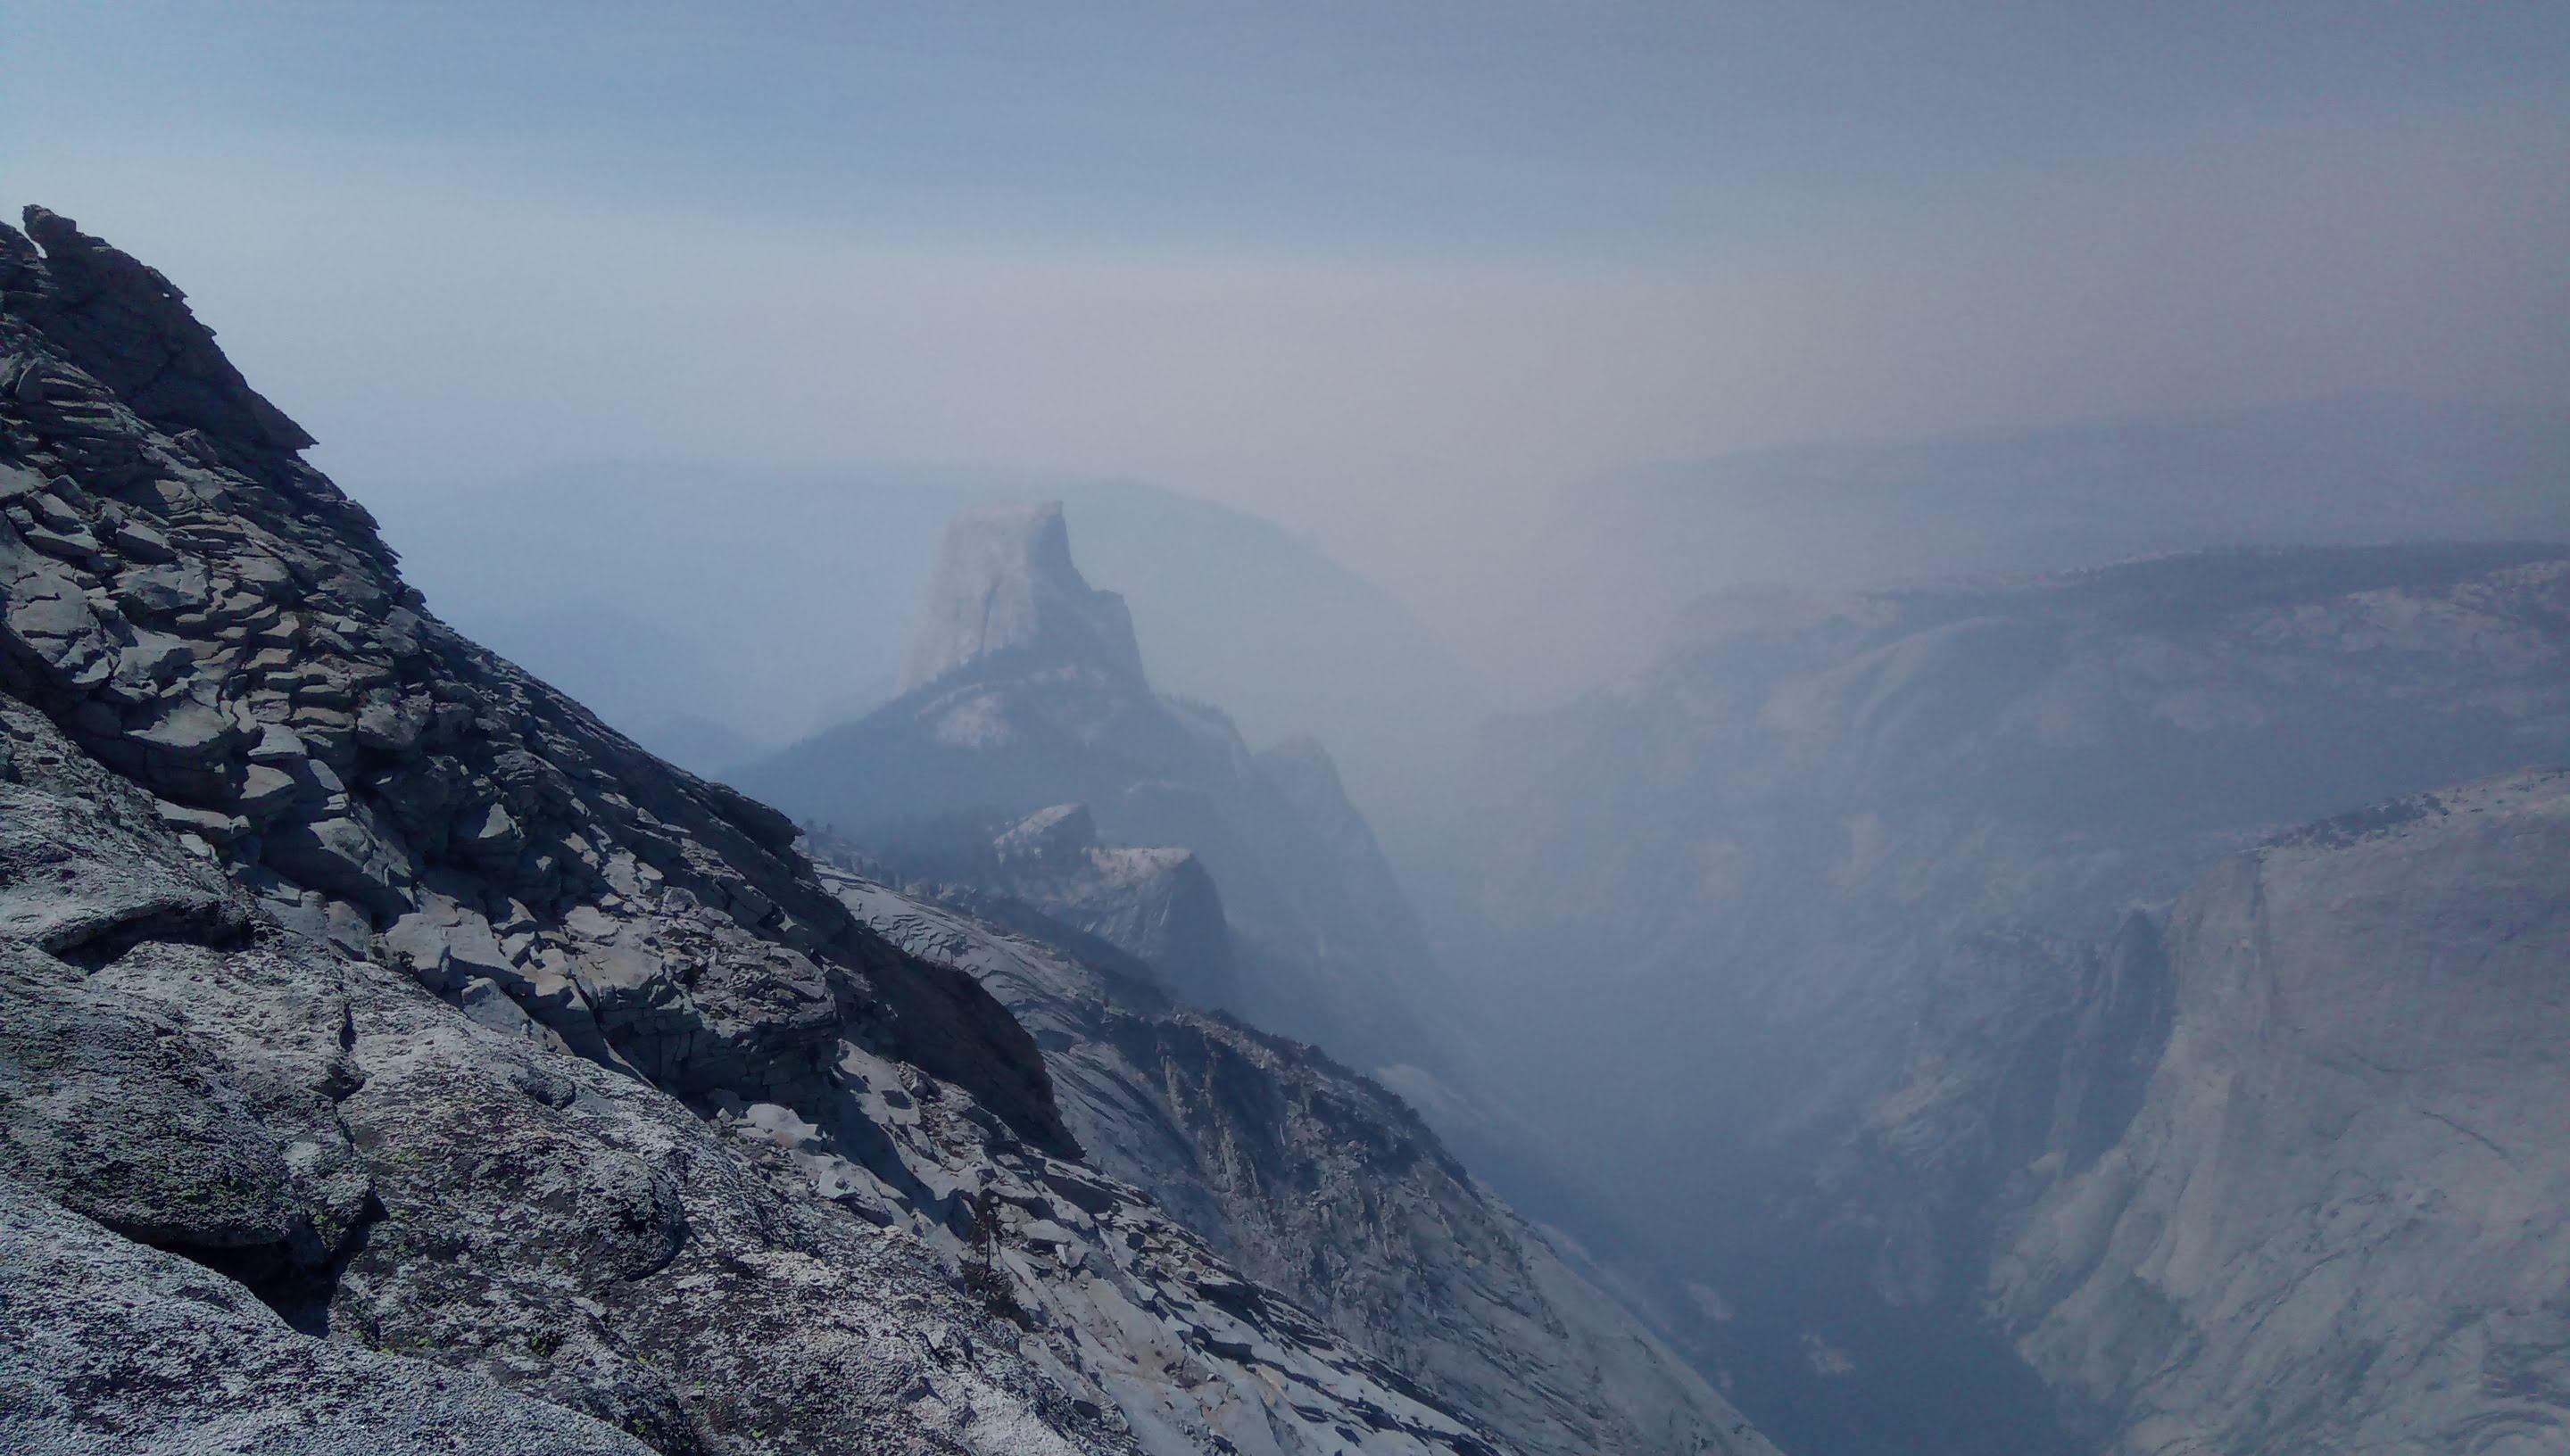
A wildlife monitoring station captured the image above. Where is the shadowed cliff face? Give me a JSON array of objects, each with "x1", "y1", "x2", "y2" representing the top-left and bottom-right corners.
[
  {"x1": 0, "y1": 206, "x2": 1668, "y2": 1456},
  {"x1": 739, "y1": 503, "x2": 1450, "y2": 1077},
  {"x1": 1446, "y1": 544, "x2": 2570, "y2": 1454}
]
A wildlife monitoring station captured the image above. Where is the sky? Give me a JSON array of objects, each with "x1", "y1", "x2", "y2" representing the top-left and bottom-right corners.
[{"x1": 5, "y1": 2, "x2": 2567, "y2": 616}]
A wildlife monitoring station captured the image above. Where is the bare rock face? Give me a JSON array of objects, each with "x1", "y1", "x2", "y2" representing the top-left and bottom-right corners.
[
  {"x1": 982, "y1": 803, "x2": 1239, "y2": 1007},
  {"x1": 900, "y1": 501, "x2": 1149, "y2": 695},
  {"x1": 0, "y1": 207, "x2": 1065, "y2": 1154},
  {"x1": 817, "y1": 853, "x2": 1783, "y2": 1456},
  {"x1": 1991, "y1": 769, "x2": 2570, "y2": 1455},
  {"x1": 0, "y1": 691, "x2": 1111, "y2": 1455},
  {"x1": 0, "y1": 206, "x2": 1611, "y2": 1455},
  {"x1": 0, "y1": 1173, "x2": 652, "y2": 1456},
  {"x1": 817, "y1": 803, "x2": 1240, "y2": 1011}
]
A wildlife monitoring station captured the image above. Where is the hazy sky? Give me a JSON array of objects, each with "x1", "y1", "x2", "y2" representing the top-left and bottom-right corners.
[{"x1": 7, "y1": 3, "x2": 2567, "y2": 608}]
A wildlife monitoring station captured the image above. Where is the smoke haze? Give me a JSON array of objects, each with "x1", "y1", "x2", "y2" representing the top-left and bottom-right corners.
[
  {"x1": 7, "y1": 3, "x2": 2565, "y2": 649},
  {"x1": 11, "y1": 11, "x2": 2570, "y2": 1456}
]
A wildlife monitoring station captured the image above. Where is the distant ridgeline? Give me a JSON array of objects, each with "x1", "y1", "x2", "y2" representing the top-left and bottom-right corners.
[
  {"x1": 1447, "y1": 541, "x2": 2570, "y2": 1456},
  {"x1": 373, "y1": 462, "x2": 1488, "y2": 855},
  {"x1": 735, "y1": 500, "x2": 1459, "y2": 1080}
]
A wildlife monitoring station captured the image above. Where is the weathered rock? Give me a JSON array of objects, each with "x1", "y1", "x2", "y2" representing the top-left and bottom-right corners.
[
  {"x1": 384, "y1": 890, "x2": 518, "y2": 993},
  {"x1": 16, "y1": 204, "x2": 318, "y2": 454},
  {"x1": 261, "y1": 811, "x2": 412, "y2": 919},
  {"x1": 823, "y1": 853, "x2": 1782, "y2": 1456},
  {"x1": 919, "y1": 802, "x2": 1244, "y2": 1008},
  {"x1": 235, "y1": 761, "x2": 297, "y2": 818},
  {"x1": 244, "y1": 721, "x2": 305, "y2": 762},
  {"x1": 0, "y1": 1176, "x2": 655, "y2": 1456},
  {"x1": 108, "y1": 514, "x2": 176, "y2": 561},
  {"x1": 4, "y1": 682, "x2": 1514, "y2": 1454}
]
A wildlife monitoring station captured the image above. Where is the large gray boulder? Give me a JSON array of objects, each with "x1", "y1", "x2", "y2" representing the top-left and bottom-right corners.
[{"x1": 0, "y1": 1174, "x2": 651, "y2": 1456}]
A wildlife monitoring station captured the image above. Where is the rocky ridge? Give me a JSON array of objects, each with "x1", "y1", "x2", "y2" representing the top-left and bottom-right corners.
[
  {"x1": 737, "y1": 505, "x2": 1447, "y2": 1075},
  {"x1": 1517, "y1": 397, "x2": 2570, "y2": 690},
  {"x1": 813, "y1": 848, "x2": 1780, "y2": 1456},
  {"x1": 886, "y1": 801, "x2": 1239, "y2": 1010},
  {"x1": 0, "y1": 206, "x2": 1562, "y2": 1455}
]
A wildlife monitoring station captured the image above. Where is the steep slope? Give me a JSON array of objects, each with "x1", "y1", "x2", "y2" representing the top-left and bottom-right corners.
[
  {"x1": 1447, "y1": 544, "x2": 2570, "y2": 1453},
  {"x1": 0, "y1": 674, "x2": 1110, "y2": 1454},
  {"x1": 813, "y1": 848, "x2": 1780, "y2": 1456},
  {"x1": 1993, "y1": 770, "x2": 2570, "y2": 1454},
  {"x1": 0, "y1": 206, "x2": 1525, "y2": 1455},
  {"x1": 737, "y1": 503, "x2": 1445, "y2": 1074}
]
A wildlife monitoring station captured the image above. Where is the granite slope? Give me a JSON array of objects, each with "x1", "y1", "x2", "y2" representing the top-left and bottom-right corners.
[
  {"x1": 1991, "y1": 769, "x2": 2570, "y2": 1455},
  {"x1": 816, "y1": 849, "x2": 1782, "y2": 1456},
  {"x1": 0, "y1": 205, "x2": 1546, "y2": 1456}
]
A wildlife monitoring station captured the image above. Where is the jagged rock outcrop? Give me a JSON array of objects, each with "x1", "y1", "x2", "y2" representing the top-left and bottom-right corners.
[
  {"x1": 823, "y1": 802, "x2": 1239, "y2": 1010},
  {"x1": 900, "y1": 501, "x2": 1151, "y2": 694},
  {"x1": 1992, "y1": 769, "x2": 2570, "y2": 1454},
  {"x1": 0, "y1": 686, "x2": 1111, "y2": 1455},
  {"x1": 814, "y1": 848, "x2": 1781, "y2": 1456},
  {"x1": 0, "y1": 206, "x2": 1064, "y2": 1151},
  {"x1": 0, "y1": 206, "x2": 1588, "y2": 1455},
  {"x1": 1448, "y1": 545, "x2": 2570, "y2": 1454},
  {"x1": 738, "y1": 505, "x2": 1445, "y2": 1074},
  {"x1": 1, "y1": 687, "x2": 1505, "y2": 1455},
  {"x1": 977, "y1": 803, "x2": 1237, "y2": 1006}
]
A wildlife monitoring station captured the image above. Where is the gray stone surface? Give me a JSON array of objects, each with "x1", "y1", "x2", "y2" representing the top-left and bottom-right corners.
[
  {"x1": 0, "y1": 1175, "x2": 654, "y2": 1456},
  {"x1": 821, "y1": 856, "x2": 1780, "y2": 1456},
  {"x1": 1991, "y1": 770, "x2": 2570, "y2": 1455},
  {"x1": 0, "y1": 204, "x2": 1070, "y2": 1154},
  {"x1": 923, "y1": 802, "x2": 1239, "y2": 1008},
  {"x1": 0, "y1": 692, "x2": 1125, "y2": 1454}
]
